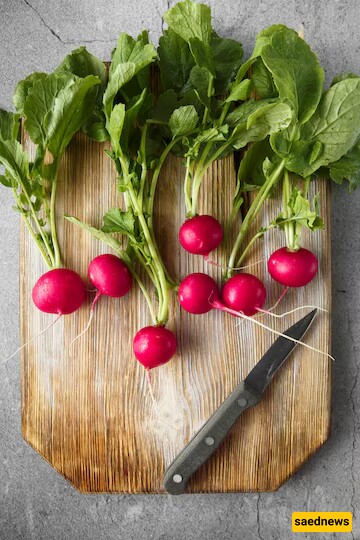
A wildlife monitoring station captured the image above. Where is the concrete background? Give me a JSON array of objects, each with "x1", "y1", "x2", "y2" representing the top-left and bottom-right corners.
[{"x1": 0, "y1": 0, "x2": 359, "y2": 538}]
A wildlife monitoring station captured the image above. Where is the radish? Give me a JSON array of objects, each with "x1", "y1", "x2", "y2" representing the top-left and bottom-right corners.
[
  {"x1": 133, "y1": 326, "x2": 177, "y2": 369},
  {"x1": 88, "y1": 254, "x2": 132, "y2": 303},
  {"x1": 32, "y1": 269, "x2": 86, "y2": 315},
  {"x1": 268, "y1": 247, "x2": 318, "y2": 288},
  {"x1": 221, "y1": 273, "x2": 266, "y2": 316},
  {"x1": 70, "y1": 254, "x2": 132, "y2": 346},
  {"x1": 178, "y1": 272, "x2": 334, "y2": 360},
  {"x1": 179, "y1": 215, "x2": 223, "y2": 257}
]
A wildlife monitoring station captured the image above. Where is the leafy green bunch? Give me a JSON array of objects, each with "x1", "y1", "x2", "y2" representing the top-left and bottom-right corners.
[
  {"x1": 0, "y1": 48, "x2": 103, "y2": 269},
  {"x1": 227, "y1": 25, "x2": 360, "y2": 273},
  {"x1": 156, "y1": 0, "x2": 293, "y2": 218}
]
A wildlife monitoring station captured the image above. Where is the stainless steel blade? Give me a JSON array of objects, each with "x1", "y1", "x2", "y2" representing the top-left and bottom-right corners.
[{"x1": 245, "y1": 309, "x2": 317, "y2": 395}]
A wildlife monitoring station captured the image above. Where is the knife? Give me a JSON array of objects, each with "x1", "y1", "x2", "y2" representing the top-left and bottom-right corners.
[{"x1": 163, "y1": 309, "x2": 317, "y2": 495}]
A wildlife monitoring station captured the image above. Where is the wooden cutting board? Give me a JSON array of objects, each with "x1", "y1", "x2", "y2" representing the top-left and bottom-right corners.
[{"x1": 20, "y1": 128, "x2": 331, "y2": 493}]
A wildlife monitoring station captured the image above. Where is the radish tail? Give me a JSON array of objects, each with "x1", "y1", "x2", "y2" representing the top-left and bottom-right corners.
[
  {"x1": 256, "y1": 305, "x2": 328, "y2": 318},
  {"x1": 203, "y1": 254, "x2": 263, "y2": 271},
  {"x1": 145, "y1": 369, "x2": 179, "y2": 431},
  {"x1": 69, "y1": 291, "x2": 102, "y2": 349},
  {"x1": 1, "y1": 314, "x2": 62, "y2": 365},
  {"x1": 212, "y1": 301, "x2": 335, "y2": 361},
  {"x1": 266, "y1": 286, "x2": 290, "y2": 311}
]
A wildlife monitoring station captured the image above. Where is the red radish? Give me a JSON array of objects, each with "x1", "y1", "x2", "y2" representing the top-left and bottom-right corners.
[
  {"x1": 178, "y1": 272, "x2": 334, "y2": 361},
  {"x1": 221, "y1": 273, "x2": 266, "y2": 316},
  {"x1": 70, "y1": 254, "x2": 133, "y2": 347},
  {"x1": 32, "y1": 269, "x2": 85, "y2": 315},
  {"x1": 88, "y1": 254, "x2": 132, "y2": 302},
  {"x1": 179, "y1": 215, "x2": 223, "y2": 256},
  {"x1": 178, "y1": 272, "x2": 220, "y2": 314},
  {"x1": 268, "y1": 247, "x2": 318, "y2": 288},
  {"x1": 178, "y1": 272, "x2": 265, "y2": 316},
  {"x1": 133, "y1": 326, "x2": 177, "y2": 369}
]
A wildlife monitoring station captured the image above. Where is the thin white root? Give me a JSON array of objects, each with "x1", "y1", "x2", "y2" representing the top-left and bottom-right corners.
[
  {"x1": 204, "y1": 254, "x2": 263, "y2": 271},
  {"x1": 226, "y1": 306, "x2": 335, "y2": 361},
  {"x1": 69, "y1": 290, "x2": 101, "y2": 352},
  {"x1": 266, "y1": 286, "x2": 290, "y2": 312},
  {"x1": 257, "y1": 305, "x2": 328, "y2": 318},
  {"x1": 146, "y1": 370, "x2": 180, "y2": 431},
  {"x1": 1, "y1": 314, "x2": 62, "y2": 365},
  {"x1": 69, "y1": 310, "x2": 94, "y2": 350}
]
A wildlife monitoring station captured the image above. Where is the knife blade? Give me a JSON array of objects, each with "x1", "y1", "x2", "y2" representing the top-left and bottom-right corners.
[{"x1": 163, "y1": 309, "x2": 317, "y2": 495}]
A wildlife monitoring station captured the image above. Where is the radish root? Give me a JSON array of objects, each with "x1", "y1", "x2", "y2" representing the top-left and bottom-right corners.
[
  {"x1": 69, "y1": 290, "x2": 102, "y2": 350},
  {"x1": 213, "y1": 302, "x2": 335, "y2": 362},
  {"x1": 204, "y1": 254, "x2": 263, "y2": 271},
  {"x1": 1, "y1": 314, "x2": 62, "y2": 365}
]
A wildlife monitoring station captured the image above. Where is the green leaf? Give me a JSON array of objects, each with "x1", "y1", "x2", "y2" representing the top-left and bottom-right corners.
[
  {"x1": 251, "y1": 58, "x2": 277, "y2": 99},
  {"x1": 13, "y1": 72, "x2": 48, "y2": 114},
  {"x1": 226, "y1": 79, "x2": 252, "y2": 103},
  {"x1": 45, "y1": 75, "x2": 101, "y2": 157},
  {"x1": 210, "y1": 34, "x2": 244, "y2": 93},
  {"x1": 237, "y1": 139, "x2": 275, "y2": 191},
  {"x1": 102, "y1": 208, "x2": 135, "y2": 236},
  {"x1": 121, "y1": 89, "x2": 148, "y2": 151},
  {"x1": 328, "y1": 139, "x2": 360, "y2": 192},
  {"x1": 108, "y1": 104, "x2": 125, "y2": 157},
  {"x1": 103, "y1": 63, "x2": 136, "y2": 121},
  {"x1": 226, "y1": 98, "x2": 277, "y2": 126},
  {"x1": 82, "y1": 110, "x2": 109, "y2": 142},
  {"x1": 158, "y1": 29, "x2": 195, "y2": 93},
  {"x1": 192, "y1": 126, "x2": 228, "y2": 145},
  {"x1": 55, "y1": 46, "x2": 107, "y2": 87},
  {"x1": 65, "y1": 216, "x2": 123, "y2": 252},
  {"x1": 150, "y1": 90, "x2": 179, "y2": 123},
  {"x1": 286, "y1": 78, "x2": 360, "y2": 176},
  {"x1": 229, "y1": 101, "x2": 293, "y2": 150},
  {"x1": 169, "y1": 105, "x2": 199, "y2": 137},
  {"x1": 189, "y1": 38, "x2": 215, "y2": 76},
  {"x1": 261, "y1": 27, "x2": 324, "y2": 124},
  {"x1": 331, "y1": 72, "x2": 359, "y2": 86},
  {"x1": 189, "y1": 66, "x2": 212, "y2": 108},
  {"x1": 23, "y1": 73, "x2": 74, "y2": 147},
  {"x1": 0, "y1": 109, "x2": 19, "y2": 141},
  {"x1": 0, "y1": 174, "x2": 13, "y2": 187},
  {"x1": 163, "y1": 0, "x2": 212, "y2": 45},
  {"x1": 0, "y1": 139, "x2": 29, "y2": 186},
  {"x1": 280, "y1": 187, "x2": 324, "y2": 230},
  {"x1": 233, "y1": 24, "x2": 285, "y2": 86},
  {"x1": 110, "y1": 32, "x2": 156, "y2": 76}
]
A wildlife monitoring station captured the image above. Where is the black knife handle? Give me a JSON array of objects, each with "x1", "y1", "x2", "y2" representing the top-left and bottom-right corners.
[{"x1": 163, "y1": 381, "x2": 261, "y2": 495}]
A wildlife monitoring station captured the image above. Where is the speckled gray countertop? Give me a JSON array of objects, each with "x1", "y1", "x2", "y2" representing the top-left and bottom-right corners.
[{"x1": 0, "y1": 1, "x2": 359, "y2": 539}]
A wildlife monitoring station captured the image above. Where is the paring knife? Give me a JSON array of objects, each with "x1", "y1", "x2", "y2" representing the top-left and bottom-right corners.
[{"x1": 163, "y1": 309, "x2": 317, "y2": 495}]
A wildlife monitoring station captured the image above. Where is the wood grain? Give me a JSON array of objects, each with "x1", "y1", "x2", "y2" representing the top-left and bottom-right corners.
[{"x1": 20, "y1": 129, "x2": 331, "y2": 493}]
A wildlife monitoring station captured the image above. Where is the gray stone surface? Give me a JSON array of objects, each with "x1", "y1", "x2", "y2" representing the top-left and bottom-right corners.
[{"x1": 0, "y1": 0, "x2": 359, "y2": 538}]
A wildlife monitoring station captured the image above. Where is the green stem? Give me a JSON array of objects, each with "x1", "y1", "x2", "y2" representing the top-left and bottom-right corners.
[
  {"x1": 13, "y1": 189, "x2": 53, "y2": 269},
  {"x1": 147, "y1": 137, "x2": 179, "y2": 288},
  {"x1": 190, "y1": 138, "x2": 234, "y2": 217},
  {"x1": 117, "y1": 249, "x2": 157, "y2": 325},
  {"x1": 227, "y1": 159, "x2": 286, "y2": 278},
  {"x1": 49, "y1": 159, "x2": 62, "y2": 268},
  {"x1": 283, "y1": 169, "x2": 296, "y2": 251},
  {"x1": 16, "y1": 176, "x2": 55, "y2": 267},
  {"x1": 123, "y1": 167, "x2": 169, "y2": 325},
  {"x1": 202, "y1": 76, "x2": 214, "y2": 127},
  {"x1": 138, "y1": 125, "x2": 148, "y2": 210},
  {"x1": 184, "y1": 155, "x2": 193, "y2": 214}
]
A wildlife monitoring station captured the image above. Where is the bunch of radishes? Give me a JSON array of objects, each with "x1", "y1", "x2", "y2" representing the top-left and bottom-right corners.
[{"x1": 3, "y1": 0, "x2": 360, "y2": 372}]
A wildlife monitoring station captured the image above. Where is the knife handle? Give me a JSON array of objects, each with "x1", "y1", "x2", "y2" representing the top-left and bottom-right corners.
[{"x1": 163, "y1": 381, "x2": 261, "y2": 495}]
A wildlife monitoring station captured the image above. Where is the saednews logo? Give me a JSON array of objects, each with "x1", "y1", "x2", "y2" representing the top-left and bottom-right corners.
[{"x1": 292, "y1": 512, "x2": 352, "y2": 533}]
